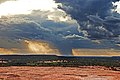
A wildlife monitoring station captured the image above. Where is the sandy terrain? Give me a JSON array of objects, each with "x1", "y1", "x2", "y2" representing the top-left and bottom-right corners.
[{"x1": 0, "y1": 66, "x2": 120, "y2": 80}]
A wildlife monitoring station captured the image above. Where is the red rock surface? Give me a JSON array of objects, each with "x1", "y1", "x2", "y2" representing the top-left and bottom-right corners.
[{"x1": 0, "y1": 66, "x2": 120, "y2": 80}]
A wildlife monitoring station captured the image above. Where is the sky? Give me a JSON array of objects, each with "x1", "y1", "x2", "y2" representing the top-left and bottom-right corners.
[{"x1": 0, "y1": 0, "x2": 120, "y2": 55}]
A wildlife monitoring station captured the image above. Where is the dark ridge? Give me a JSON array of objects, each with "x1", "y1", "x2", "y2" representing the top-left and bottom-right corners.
[{"x1": 0, "y1": 55, "x2": 119, "y2": 67}]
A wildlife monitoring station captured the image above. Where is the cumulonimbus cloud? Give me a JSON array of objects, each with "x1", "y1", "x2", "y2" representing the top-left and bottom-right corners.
[
  {"x1": 55, "y1": 0, "x2": 120, "y2": 40},
  {"x1": 0, "y1": 0, "x2": 120, "y2": 55}
]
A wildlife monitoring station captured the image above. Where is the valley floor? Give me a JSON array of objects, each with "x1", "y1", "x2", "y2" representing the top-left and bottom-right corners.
[{"x1": 0, "y1": 66, "x2": 120, "y2": 80}]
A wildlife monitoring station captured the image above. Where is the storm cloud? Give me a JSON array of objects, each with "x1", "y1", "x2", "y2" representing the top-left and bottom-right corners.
[
  {"x1": 0, "y1": 0, "x2": 120, "y2": 55},
  {"x1": 55, "y1": 0, "x2": 120, "y2": 40}
]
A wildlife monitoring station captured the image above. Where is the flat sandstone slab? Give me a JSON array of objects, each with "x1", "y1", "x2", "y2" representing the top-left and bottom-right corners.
[{"x1": 0, "y1": 66, "x2": 119, "y2": 80}]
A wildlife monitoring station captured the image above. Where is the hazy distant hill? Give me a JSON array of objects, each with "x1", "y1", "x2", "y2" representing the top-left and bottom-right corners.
[{"x1": 72, "y1": 49, "x2": 120, "y2": 56}]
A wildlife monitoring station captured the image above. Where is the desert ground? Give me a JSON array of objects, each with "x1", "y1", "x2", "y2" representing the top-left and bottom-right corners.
[{"x1": 0, "y1": 66, "x2": 119, "y2": 80}]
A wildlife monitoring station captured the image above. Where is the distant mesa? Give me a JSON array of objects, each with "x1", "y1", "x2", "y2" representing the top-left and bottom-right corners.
[{"x1": 72, "y1": 49, "x2": 120, "y2": 56}]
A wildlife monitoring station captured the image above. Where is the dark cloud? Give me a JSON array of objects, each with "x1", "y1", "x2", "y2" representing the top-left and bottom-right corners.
[
  {"x1": 0, "y1": 1, "x2": 120, "y2": 55},
  {"x1": 1, "y1": 14, "x2": 119, "y2": 55},
  {"x1": 55, "y1": 0, "x2": 120, "y2": 40}
]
